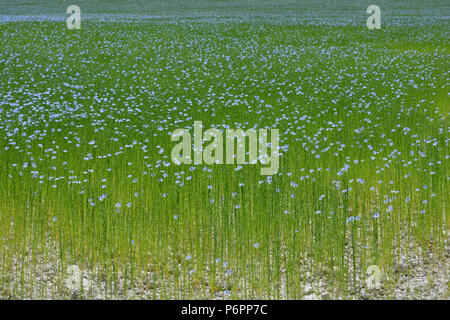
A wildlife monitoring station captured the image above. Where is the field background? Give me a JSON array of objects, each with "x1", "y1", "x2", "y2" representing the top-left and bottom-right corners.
[
  {"x1": 1, "y1": 1, "x2": 448, "y2": 23},
  {"x1": 0, "y1": 0, "x2": 448, "y2": 299}
]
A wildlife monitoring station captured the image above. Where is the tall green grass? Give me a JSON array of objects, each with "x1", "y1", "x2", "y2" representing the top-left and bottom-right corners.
[{"x1": 0, "y1": 18, "x2": 448, "y2": 299}]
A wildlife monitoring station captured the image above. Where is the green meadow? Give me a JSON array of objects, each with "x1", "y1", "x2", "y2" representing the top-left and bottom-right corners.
[{"x1": 0, "y1": 1, "x2": 448, "y2": 299}]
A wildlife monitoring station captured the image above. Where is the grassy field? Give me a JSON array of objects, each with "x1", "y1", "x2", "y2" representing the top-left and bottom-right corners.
[{"x1": 0, "y1": 1, "x2": 448, "y2": 299}]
